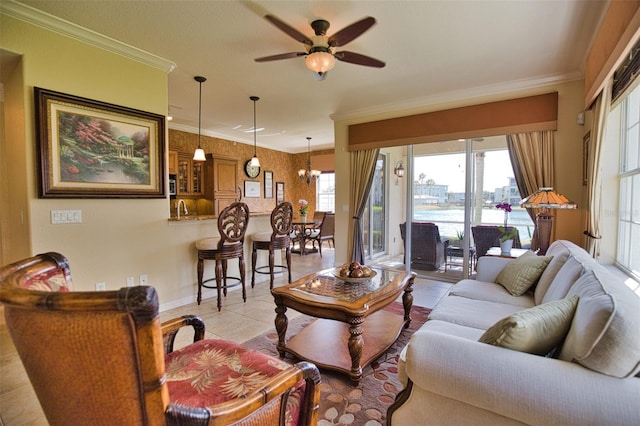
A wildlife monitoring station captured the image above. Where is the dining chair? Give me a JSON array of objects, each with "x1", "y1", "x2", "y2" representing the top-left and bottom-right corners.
[
  {"x1": 0, "y1": 252, "x2": 321, "y2": 426},
  {"x1": 250, "y1": 201, "x2": 294, "y2": 289},
  {"x1": 195, "y1": 201, "x2": 250, "y2": 311},
  {"x1": 306, "y1": 213, "x2": 335, "y2": 257}
]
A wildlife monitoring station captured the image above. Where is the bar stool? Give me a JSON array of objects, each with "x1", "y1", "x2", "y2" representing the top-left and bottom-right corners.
[
  {"x1": 195, "y1": 202, "x2": 250, "y2": 311},
  {"x1": 251, "y1": 202, "x2": 293, "y2": 289}
]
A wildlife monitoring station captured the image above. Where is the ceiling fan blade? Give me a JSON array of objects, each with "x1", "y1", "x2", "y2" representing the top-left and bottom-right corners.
[
  {"x1": 328, "y1": 17, "x2": 376, "y2": 47},
  {"x1": 335, "y1": 51, "x2": 386, "y2": 68},
  {"x1": 255, "y1": 52, "x2": 307, "y2": 62},
  {"x1": 264, "y1": 15, "x2": 312, "y2": 46}
]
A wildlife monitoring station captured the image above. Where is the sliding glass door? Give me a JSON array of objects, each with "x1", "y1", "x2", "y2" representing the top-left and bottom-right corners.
[
  {"x1": 363, "y1": 154, "x2": 387, "y2": 258},
  {"x1": 409, "y1": 137, "x2": 533, "y2": 279}
]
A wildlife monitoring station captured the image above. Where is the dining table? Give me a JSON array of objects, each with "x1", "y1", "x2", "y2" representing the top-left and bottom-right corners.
[{"x1": 291, "y1": 219, "x2": 321, "y2": 255}]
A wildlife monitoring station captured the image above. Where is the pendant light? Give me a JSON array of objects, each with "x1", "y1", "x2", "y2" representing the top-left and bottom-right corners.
[
  {"x1": 192, "y1": 76, "x2": 207, "y2": 161},
  {"x1": 298, "y1": 137, "x2": 321, "y2": 184},
  {"x1": 249, "y1": 96, "x2": 260, "y2": 167}
]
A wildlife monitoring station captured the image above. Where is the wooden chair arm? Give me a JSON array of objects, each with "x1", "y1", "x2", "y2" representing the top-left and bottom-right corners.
[{"x1": 161, "y1": 315, "x2": 206, "y2": 354}]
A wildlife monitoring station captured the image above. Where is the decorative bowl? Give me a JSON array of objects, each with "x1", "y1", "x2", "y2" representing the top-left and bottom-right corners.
[{"x1": 332, "y1": 269, "x2": 377, "y2": 283}]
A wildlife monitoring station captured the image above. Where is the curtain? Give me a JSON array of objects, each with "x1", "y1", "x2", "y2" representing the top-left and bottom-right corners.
[
  {"x1": 348, "y1": 148, "x2": 380, "y2": 263},
  {"x1": 585, "y1": 79, "x2": 611, "y2": 258},
  {"x1": 506, "y1": 130, "x2": 555, "y2": 251}
]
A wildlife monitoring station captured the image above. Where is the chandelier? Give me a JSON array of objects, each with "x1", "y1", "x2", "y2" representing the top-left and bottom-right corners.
[{"x1": 298, "y1": 137, "x2": 321, "y2": 184}]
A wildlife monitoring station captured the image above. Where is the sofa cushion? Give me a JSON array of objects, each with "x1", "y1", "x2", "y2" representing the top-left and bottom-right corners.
[
  {"x1": 495, "y1": 251, "x2": 552, "y2": 296},
  {"x1": 534, "y1": 241, "x2": 571, "y2": 304},
  {"x1": 540, "y1": 255, "x2": 584, "y2": 304},
  {"x1": 479, "y1": 295, "x2": 578, "y2": 355},
  {"x1": 428, "y1": 295, "x2": 525, "y2": 330},
  {"x1": 450, "y1": 279, "x2": 535, "y2": 308},
  {"x1": 559, "y1": 268, "x2": 640, "y2": 378}
]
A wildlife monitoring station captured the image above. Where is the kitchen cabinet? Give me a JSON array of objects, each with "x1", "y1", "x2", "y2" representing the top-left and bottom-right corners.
[
  {"x1": 177, "y1": 154, "x2": 204, "y2": 196},
  {"x1": 206, "y1": 154, "x2": 239, "y2": 216},
  {"x1": 168, "y1": 150, "x2": 178, "y2": 174}
]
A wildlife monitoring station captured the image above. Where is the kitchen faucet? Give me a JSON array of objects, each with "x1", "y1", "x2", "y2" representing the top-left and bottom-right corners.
[{"x1": 176, "y1": 199, "x2": 188, "y2": 219}]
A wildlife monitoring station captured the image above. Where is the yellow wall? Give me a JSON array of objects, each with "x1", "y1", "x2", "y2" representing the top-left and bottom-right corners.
[
  {"x1": 0, "y1": 14, "x2": 331, "y2": 310},
  {"x1": 0, "y1": 15, "x2": 270, "y2": 310},
  {"x1": 333, "y1": 80, "x2": 589, "y2": 264}
]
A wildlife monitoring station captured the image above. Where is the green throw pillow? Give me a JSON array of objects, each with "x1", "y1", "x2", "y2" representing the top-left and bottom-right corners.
[
  {"x1": 496, "y1": 251, "x2": 553, "y2": 296},
  {"x1": 479, "y1": 295, "x2": 579, "y2": 355}
]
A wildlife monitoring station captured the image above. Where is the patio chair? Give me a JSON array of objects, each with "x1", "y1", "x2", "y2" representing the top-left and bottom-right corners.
[
  {"x1": 399, "y1": 222, "x2": 449, "y2": 271},
  {"x1": 471, "y1": 225, "x2": 522, "y2": 259}
]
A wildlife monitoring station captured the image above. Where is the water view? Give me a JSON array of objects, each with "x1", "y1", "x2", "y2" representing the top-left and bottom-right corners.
[{"x1": 414, "y1": 207, "x2": 534, "y2": 246}]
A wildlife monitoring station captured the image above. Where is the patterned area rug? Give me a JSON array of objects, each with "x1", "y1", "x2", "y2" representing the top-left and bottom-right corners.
[{"x1": 242, "y1": 302, "x2": 431, "y2": 426}]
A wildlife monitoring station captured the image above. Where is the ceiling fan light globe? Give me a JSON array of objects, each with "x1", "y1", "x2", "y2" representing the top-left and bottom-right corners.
[{"x1": 305, "y1": 51, "x2": 336, "y2": 74}]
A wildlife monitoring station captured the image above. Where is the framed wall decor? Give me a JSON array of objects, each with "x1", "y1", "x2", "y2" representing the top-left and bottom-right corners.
[
  {"x1": 244, "y1": 180, "x2": 261, "y2": 198},
  {"x1": 276, "y1": 181, "x2": 285, "y2": 204},
  {"x1": 34, "y1": 87, "x2": 165, "y2": 198},
  {"x1": 264, "y1": 171, "x2": 273, "y2": 199}
]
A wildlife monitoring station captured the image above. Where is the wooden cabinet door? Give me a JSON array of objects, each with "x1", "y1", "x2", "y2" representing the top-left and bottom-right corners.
[
  {"x1": 177, "y1": 155, "x2": 190, "y2": 195},
  {"x1": 213, "y1": 157, "x2": 239, "y2": 216},
  {"x1": 192, "y1": 161, "x2": 203, "y2": 195},
  {"x1": 168, "y1": 150, "x2": 178, "y2": 175}
]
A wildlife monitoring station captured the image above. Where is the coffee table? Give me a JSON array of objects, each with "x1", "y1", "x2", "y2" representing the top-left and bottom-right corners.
[{"x1": 271, "y1": 267, "x2": 416, "y2": 383}]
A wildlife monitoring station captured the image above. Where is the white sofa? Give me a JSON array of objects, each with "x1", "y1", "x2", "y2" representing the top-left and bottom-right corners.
[{"x1": 388, "y1": 240, "x2": 640, "y2": 426}]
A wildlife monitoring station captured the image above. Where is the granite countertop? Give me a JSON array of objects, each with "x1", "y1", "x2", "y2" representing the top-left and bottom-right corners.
[{"x1": 168, "y1": 212, "x2": 271, "y2": 222}]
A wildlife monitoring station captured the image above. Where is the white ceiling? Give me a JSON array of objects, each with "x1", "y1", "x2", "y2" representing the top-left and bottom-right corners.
[{"x1": 14, "y1": 0, "x2": 608, "y2": 153}]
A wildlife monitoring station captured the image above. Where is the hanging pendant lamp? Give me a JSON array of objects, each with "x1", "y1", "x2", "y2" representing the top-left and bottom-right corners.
[
  {"x1": 298, "y1": 137, "x2": 321, "y2": 184},
  {"x1": 192, "y1": 76, "x2": 207, "y2": 161},
  {"x1": 249, "y1": 96, "x2": 260, "y2": 167}
]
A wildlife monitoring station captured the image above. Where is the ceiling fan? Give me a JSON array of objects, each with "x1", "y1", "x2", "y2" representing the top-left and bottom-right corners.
[{"x1": 255, "y1": 15, "x2": 385, "y2": 80}]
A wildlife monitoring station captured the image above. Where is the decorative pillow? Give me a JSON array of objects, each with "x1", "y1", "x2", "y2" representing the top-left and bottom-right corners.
[
  {"x1": 496, "y1": 251, "x2": 553, "y2": 296},
  {"x1": 479, "y1": 295, "x2": 579, "y2": 356}
]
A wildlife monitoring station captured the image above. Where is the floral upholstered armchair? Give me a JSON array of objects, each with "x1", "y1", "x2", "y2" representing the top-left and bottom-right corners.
[{"x1": 0, "y1": 252, "x2": 320, "y2": 426}]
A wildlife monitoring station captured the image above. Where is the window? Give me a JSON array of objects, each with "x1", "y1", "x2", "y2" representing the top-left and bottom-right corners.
[
  {"x1": 617, "y1": 84, "x2": 640, "y2": 279},
  {"x1": 316, "y1": 172, "x2": 335, "y2": 212}
]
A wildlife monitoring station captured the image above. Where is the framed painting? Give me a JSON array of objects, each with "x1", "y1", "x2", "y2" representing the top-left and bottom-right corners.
[
  {"x1": 35, "y1": 87, "x2": 166, "y2": 198},
  {"x1": 244, "y1": 180, "x2": 261, "y2": 198},
  {"x1": 276, "y1": 181, "x2": 285, "y2": 204},
  {"x1": 264, "y1": 170, "x2": 273, "y2": 199}
]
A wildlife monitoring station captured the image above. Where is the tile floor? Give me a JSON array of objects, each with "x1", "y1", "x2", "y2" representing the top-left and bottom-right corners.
[{"x1": 0, "y1": 247, "x2": 452, "y2": 425}]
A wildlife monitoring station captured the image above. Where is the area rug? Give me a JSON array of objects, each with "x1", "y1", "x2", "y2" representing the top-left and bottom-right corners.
[{"x1": 242, "y1": 302, "x2": 431, "y2": 426}]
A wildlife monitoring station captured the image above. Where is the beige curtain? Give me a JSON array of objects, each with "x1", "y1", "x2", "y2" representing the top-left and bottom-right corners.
[
  {"x1": 506, "y1": 130, "x2": 555, "y2": 251},
  {"x1": 585, "y1": 80, "x2": 611, "y2": 258},
  {"x1": 348, "y1": 148, "x2": 380, "y2": 263}
]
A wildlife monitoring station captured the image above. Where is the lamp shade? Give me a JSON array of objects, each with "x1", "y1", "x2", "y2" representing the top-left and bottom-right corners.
[
  {"x1": 305, "y1": 51, "x2": 336, "y2": 74},
  {"x1": 520, "y1": 187, "x2": 577, "y2": 209},
  {"x1": 193, "y1": 148, "x2": 206, "y2": 162}
]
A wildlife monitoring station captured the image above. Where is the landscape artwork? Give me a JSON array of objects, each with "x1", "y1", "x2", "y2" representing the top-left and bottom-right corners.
[
  {"x1": 57, "y1": 111, "x2": 151, "y2": 185},
  {"x1": 35, "y1": 87, "x2": 165, "y2": 198}
]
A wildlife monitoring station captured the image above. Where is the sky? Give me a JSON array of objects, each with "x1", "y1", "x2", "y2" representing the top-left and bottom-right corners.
[{"x1": 414, "y1": 150, "x2": 513, "y2": 193}]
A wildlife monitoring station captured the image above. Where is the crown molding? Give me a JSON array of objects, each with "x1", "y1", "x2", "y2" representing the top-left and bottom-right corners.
[
  {"x1": 1, "y1": 0, "x2": 176, "y2": 73},
  {"x1": 330, "y1": 70, "x2": 582, "y2": 122}
]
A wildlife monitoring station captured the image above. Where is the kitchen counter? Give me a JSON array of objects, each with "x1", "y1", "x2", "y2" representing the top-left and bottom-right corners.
[{"x1": 168, "y1": 212, "x2": 271, "y2": 222}]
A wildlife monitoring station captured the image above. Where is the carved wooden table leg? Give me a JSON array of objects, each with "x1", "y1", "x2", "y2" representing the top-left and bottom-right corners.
[
  {"x1": 274, "y1": 297, "x2": 288, "y2": 358},
  {"x1": 402, "y1": 276, "x2": 415, "y2": 328},
  {"x1": 347, "y1": 316, "x2": 364, "y2": 383}
]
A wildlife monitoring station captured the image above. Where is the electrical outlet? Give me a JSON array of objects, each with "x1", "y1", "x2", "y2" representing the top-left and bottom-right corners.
[
  {"x1": 95, "y1": 282, "x2": 106, "y2": 291},
  {"x1": 140, "y1": 274, "x2": 148, "y2": 285},
  {"x1": 126, "y1": 276, "x2": 135, "y2": 287}
]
